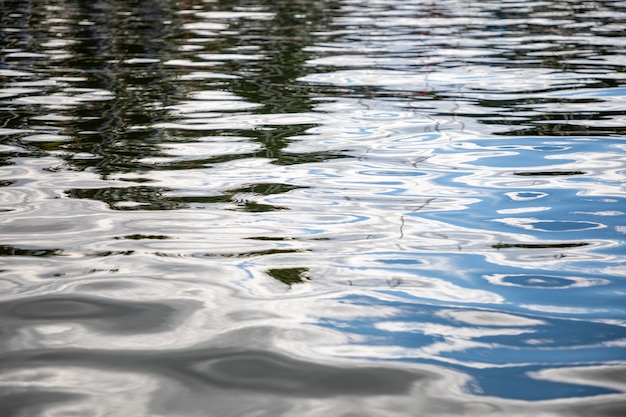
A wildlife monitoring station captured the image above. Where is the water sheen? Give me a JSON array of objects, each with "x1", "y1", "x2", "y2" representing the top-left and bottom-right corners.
[{"x1": 1, "y1": 0, "x2": 625, "y2": 415}]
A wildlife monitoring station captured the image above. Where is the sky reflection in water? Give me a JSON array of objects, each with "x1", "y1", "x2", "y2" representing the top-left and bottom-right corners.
[{"x1": 0, "y1": 0, "x2": 625, "y2": 415}]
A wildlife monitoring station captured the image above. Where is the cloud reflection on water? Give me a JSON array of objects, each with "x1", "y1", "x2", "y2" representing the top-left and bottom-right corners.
[{"x1": 1, "y1": 0, "x2": 625, "y2": 415}]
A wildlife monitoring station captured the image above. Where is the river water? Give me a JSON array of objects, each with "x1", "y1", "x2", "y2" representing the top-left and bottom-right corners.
[{"x1": 1, "y1": 0, "x2": 625, "y2": 415}]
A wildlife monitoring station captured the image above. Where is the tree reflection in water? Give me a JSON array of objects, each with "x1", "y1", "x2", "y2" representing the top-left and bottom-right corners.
[{"x1": 1, "y1": 0, "x2": 626, "y2": 415}]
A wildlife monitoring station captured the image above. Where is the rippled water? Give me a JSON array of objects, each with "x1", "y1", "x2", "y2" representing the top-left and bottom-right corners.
[{"x1": 1, "y1": 0, "x2": 626, "y2": 415}]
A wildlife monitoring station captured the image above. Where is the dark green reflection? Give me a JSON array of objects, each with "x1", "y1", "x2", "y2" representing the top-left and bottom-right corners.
[
  {"x1": 206, "y1": 249, "x2": 307, "y2": 258},
  {"x1": 115, "y1": 234, "x2": 172, "y2": 240},
  {"x1": 170, "y1": 183, "x2": 305, "y2": 212},
  {"x1": 267, "y1": 267, "x2": 310, "y2": 286},
  {"x1": 0, "y1": 0, "x2": 193, "y2": 209},
  {"x1": 66, "y1": 186, "x2": 185, "y2": 210},
  {"x1": 66, "y1": 182, "x2": 305, "y2": 211},
  {"x1": 514, "y1": 171, "x2": 586, "y2": 177},
  {"x1": 1, "y1": 0, "x2": 343, "y2": 210},
  {"x1": 210, "y1": 0, "x2": 344, "y2": 165},
  {"x1": 0, "y1": 245, "x2": 66, "y2": 257},
  {"x1": 492, "y1": 242, "x2": 589, "y2": 249},
  {"x1": 236, "y1": 201, "x2": 287, "y2": 213}
]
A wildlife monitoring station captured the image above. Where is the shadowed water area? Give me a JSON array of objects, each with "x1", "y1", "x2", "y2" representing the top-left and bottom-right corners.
[{"x1": 1, "y1": 0, "x2": 626, "y2": 415}]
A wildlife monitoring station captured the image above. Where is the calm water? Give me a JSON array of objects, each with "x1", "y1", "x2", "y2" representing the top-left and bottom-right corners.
[{"x1": 1, "y1": 0, "x2": 626, "y2": 415}]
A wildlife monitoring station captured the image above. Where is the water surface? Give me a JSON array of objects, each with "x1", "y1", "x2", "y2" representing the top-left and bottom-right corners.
[{"x1": 1, "y1": 0, "x2": 626, "y2": 415}]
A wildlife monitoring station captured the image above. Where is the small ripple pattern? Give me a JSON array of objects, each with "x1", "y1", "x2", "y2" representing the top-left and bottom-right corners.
[{"x1": 0, "y1": 0, "x2": 625, "y2": 416}]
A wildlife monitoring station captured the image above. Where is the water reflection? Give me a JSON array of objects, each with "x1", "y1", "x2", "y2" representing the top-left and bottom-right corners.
[
  {"x1": 316, "y1": 293, "x2": 626, "y2": 400},
  {"x1": 1, "y1": 0, "x2": 626, "y2": 415}
]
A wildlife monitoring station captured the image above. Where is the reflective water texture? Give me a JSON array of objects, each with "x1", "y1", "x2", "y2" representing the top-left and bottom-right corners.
[{"x1": 1, "y1": 0, "x2": 625, "y2": 415}]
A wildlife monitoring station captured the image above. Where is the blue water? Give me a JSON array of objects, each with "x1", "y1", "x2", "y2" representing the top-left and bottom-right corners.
[{"x1": 1, "y1": 0, "x2": 625, "y2": 415}]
